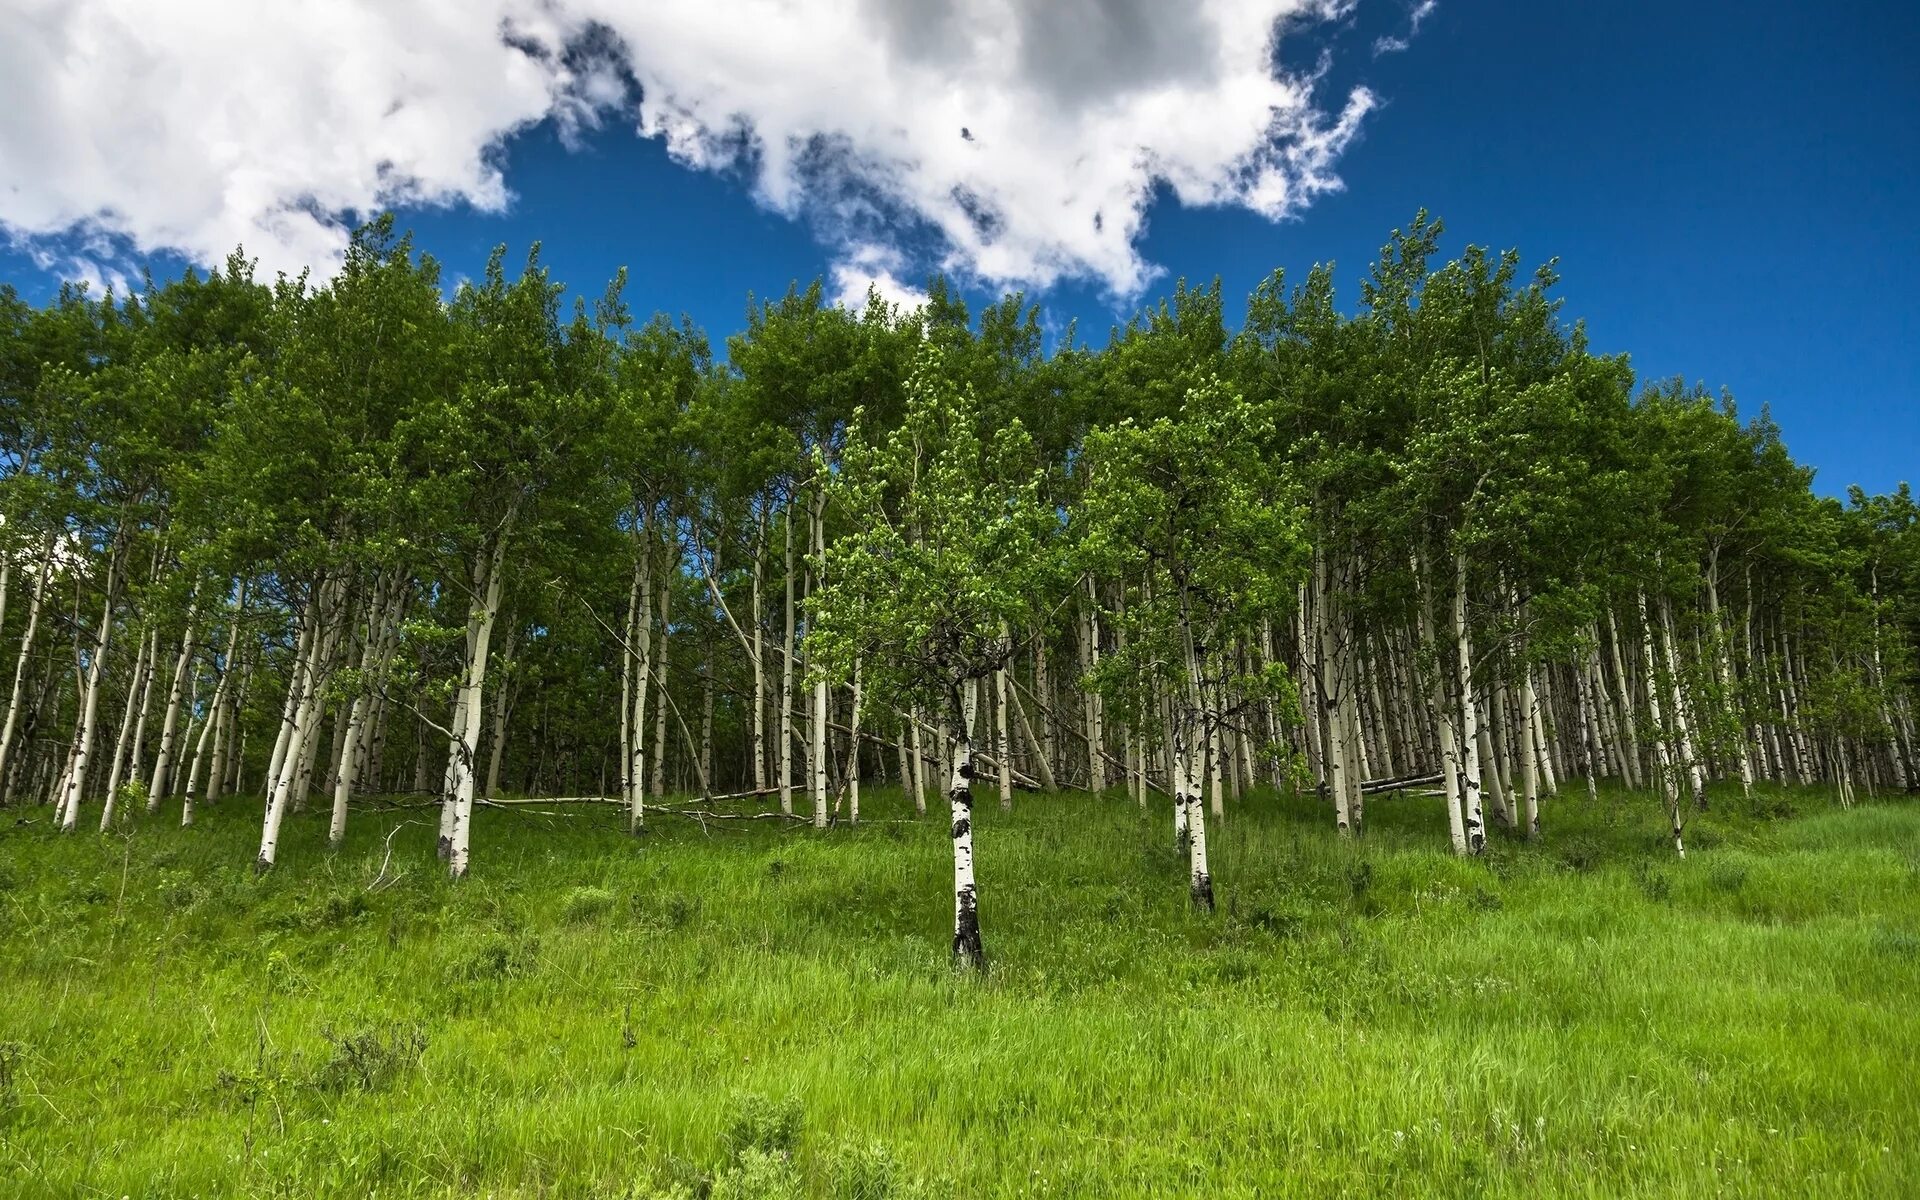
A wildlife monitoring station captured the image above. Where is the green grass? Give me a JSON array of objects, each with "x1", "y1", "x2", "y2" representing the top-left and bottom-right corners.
[{"x1": 1, "y1": 782, "x2": 1916, "y2": 1197}]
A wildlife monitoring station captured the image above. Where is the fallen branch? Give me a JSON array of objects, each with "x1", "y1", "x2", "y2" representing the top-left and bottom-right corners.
[
  {"x1": 1359, "y1": 772, "x2": 1443, "y2": 796},
  {"x1": 653, "y1": 805, "x2": 809, "y2": 823},
  {"x1": 369, "y1": 820, "x2": 428, "y2": 891}
]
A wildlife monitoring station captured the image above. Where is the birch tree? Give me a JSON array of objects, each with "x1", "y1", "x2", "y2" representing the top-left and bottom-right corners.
[{"x1": 811, "y1": 343, "x2": 1065, "y2": 969}]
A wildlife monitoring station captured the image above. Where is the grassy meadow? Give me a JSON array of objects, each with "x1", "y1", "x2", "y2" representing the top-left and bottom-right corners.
[{"x1": 0, "y1": 783, "x2": 1916, "y2": 1197}]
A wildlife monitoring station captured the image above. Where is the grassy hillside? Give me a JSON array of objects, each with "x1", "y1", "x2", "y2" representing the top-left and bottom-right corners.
[{"x1": 1, "y1": 785, "x2": 1916, "y2": 1197}]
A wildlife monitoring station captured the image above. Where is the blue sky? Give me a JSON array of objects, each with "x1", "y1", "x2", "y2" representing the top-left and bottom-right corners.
[{"x1": 4, "y1": 0, "x2": 1915, "y2": 495}]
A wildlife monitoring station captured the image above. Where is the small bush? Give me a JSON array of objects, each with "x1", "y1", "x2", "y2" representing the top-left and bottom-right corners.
[
  {"x1": 313, "y1": 1024, "x2": 429, "y2": 1094},
  {"x1": 710, "y1": 1148, "x2": 804, "y2": 1200},
  {"x1": 315, "y1": 889, "x2": 370, "y2": 928},
  {"x1": 828, "y1": 1140, "x2": 928, "y2": 1200},
  {"x1": 723, "y1": 1092, "x2": 803, "y2": 1160},
  {"x1": 264, "y1": 949, "x2": 309, "y2": 995},
  {"x1": 117, "y1": 779, "x2": 150, "y2": 815},
  {"x1": 446, "y1": 932, "x2": 539, "y2": 983},
  {"x1": 560, "y1": 885, "x2": 617, "y2": 924}
]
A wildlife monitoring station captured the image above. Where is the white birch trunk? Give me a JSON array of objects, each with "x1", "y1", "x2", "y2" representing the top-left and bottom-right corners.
[
  {"x1": 180, "y1": 658, "x2": 225, "y2": 827},
  {"x1": 58, "y1": 553, "x2": 119, "y2": 832},
  {"x1": 949, "y1": 678, "x2": 984, "y2": 968},
  {"x1": 752, "y1": 508, "x2": 768, "y2": 792},
  {"x1": 147, "y1": 604, "x2": 199, "y2": 810},
  {"x1": 1659, "y1": 596, "x2": 1707, "y2": 810},
  {"x1": 848, "y1": 658, "x2": 862, "y2": 825},
  {"x1": 0, "y1": 537, "x2": 54, "y2": 793},
  {"x1": 1181, "y1": 625, "x2": 1216, "y2": 910},
  {"x1": 650, "y1": 568, "x2": 671, "y2": 799},
  {"x1": 1604, "y1": 610, "x2": 1645, "y2": 789},
  {"x1": 256, "y1": 585, "x2": 331, "y2": 871},
  {"x1": 98, "y1": 627, "x2": 152, "y2": 830},
  {"x1": 628, "y1": 531, "x2": 654, "y2": 833},
  {"x1": 779, "y1": 501, "x2": 796, "y2": 817},
  {"x1": 1451, "y1": 551, "x2": 1486, "y2": 853},
  {"x1": 446, "y1": 530, "x2": 509, "y2": 879},
  {"x1": 329, "y1": 582, "x2": 389, "y2": 845},
  {"x1": 1414, "y1": 552, "x2": 1469, "y2": 854},
  {"x1": 1636, "y1": 591, "x2": 1685, "y2": 856},
  {"x1": 993, "y1": 654, "x2": 1012, "y2": 813},
  {"x1": 909, "y1": 703, "x2": 928, "y2": 815}
]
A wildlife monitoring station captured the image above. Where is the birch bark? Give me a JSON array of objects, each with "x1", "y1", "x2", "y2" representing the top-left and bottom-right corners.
[{"x1": 949, "y1": 678, "x2": 984, "y2": 969}]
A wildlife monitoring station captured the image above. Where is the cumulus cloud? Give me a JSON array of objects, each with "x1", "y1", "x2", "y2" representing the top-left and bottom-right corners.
[
  {"x1": 0, "y1": 0, "x2": 1384, "y2": 303},
  {"x1": 830, "y1": 243, "x2": 930, "y2": 313}
]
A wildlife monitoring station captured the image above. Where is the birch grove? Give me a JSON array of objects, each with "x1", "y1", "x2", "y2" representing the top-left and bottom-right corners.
[{"x1": 0, "y1": 214, "x2": 1915, "y2": 964}]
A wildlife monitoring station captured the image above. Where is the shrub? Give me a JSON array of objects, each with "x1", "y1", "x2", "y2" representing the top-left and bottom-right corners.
[
  {"x1": 723, "y1": 1092, "x2": 803, "y2": 1160},
  {"x1": 710, "y1": 1148, "x2": 804, "y2": 1200},
  {"x1": 314, "y1": 1024, "x2": 429, "y2": 1094},
  {"x1": 446, "y1": 932, "x2": 539, "y2": 983},
  {"x1": 560, "y1": 885, "x2": 617, "y2": 924},
  {"x1": 827, "y1": 1140, "x2": 938, "y2": 1199}
]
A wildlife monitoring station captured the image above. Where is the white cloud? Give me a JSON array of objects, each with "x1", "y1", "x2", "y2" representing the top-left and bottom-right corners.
[
  {"x1": 829, "y1": 243, "x2": 929, "y2": 313},
  {"x1": 0, "y1": 0, "x2": 1383, "y2": 301},
  {"x1": 1375, "y1": 0, "x2": 1437, "y2": 56}
]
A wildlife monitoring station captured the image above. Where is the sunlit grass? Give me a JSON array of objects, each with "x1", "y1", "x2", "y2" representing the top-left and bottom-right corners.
[{"x1": 1, "y1": 782, "x2": 1915, "y2": 1197}]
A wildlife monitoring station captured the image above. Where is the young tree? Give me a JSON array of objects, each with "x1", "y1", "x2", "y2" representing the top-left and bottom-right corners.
[
  {"x1": 810, "y1": 344, "x2": 1065, "y2": 969},
  {"x1": 1080, "y1": 377, "x2": 1306, "y2": 907}
]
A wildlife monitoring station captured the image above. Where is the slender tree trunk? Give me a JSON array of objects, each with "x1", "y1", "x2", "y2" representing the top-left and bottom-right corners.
[
  {"x1": 329, "y1": 581, "x2": 389, "y2": 845},
  {"x1": 1603, "y1": 611, "x2": 1645, "y2": 789},
  {"x1": 1207, "y1": 713, "x2": 1225, "y2": 821},
  {"x1": 1003, "y1": 672, "x2": 1054, "y2": 791},
  {"x1": 1574, "y1": 660, "x2": 1601, "y2": 803},
  {"x1": 894, "y1": 723, "x2": 912, "y2": 804},
  {"x1": 148, "y1": 602, "x2": 200, "y2": 809},
  {"x1": 1415, "y1": 552, "x2": 1469, "y2": 854},
  {"x1": 1082, "y1": 578, "x2": 1105, "y2": 792},
  {"x1": 257, "y1": 581, "x2": 333, "y2": 870},
  {"x1": 627, "y1": 532, "x2": 654, "y2": 832},
  {"x1": 994, "y1": 647, "x2": 1013, "y2": 813},
  {"x1": 909, "y1": 703, "x2": 928, "y2": 815},
  {"x1": 484, "y1": 624, "x2": 518, "y2": 800},
  {"x1": 58, "y1": 550, "x2": 120, "y2": 831},
  {"x1": 446, "y1": 527, "x2": 511, "y2": 879},
  {"x1": 1451, "y1": 551, "x2": 1486, "y2": 853},
  {"x1": 98, "y1": 626, "x2": 152, "y2": 830},
  {"x1": 0, "y1": 537, "x2": 54, "y2": 795},
  {"x1": 697, "y1": 637, "x2": 714, "y2": 798},
  {"x1": 779, "y1": 500, "x2": 796, "y2": 817},
  {"x1": 1706, "y1": 554, "x2": 1755, "y2": 799},
  {"x1": 1636, "y1": 591, "x2": 1686, "y2": 856},
  {"x1": 1034, "y1": 638, "x2": 1056, "y2": 786},
  {"x1": 651, "y1": 569, "x2": 671, "y2": 800},
  {"x1": 752, "y1": 507, "x2": 769, "y2": 793},
  {"x1": 948, "y1": 678, "x2": 984, "y2": 969},
  {"x1": 1181, "y1": 621, "x2": 1216, "y2": 910},
  {"x1": 1659, "y1": 595, "x2": 1707, "y2": 810},
  {"x1": 806, "y1": 488, "x2": 829, "y2": 825},
  {"x1": 180, "y1": 659, "x2": 225, "y2": 828},
  {"x1": 848, "y1": 658, "x2": 863, "y2": 824}
]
